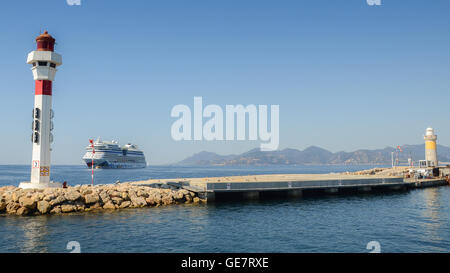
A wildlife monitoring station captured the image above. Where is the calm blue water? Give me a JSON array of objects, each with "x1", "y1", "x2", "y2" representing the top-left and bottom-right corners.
[
  {"x1": 0, "y1": 165, "x2": 449, "y2": 253},
  {"x1": 0, "y1": 164, "x2": 390, "y2": 187}
]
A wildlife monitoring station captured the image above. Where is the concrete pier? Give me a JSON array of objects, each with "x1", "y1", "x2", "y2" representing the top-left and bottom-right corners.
[
  {"x1": 287, "y1": 189, "x2": 303, "y2": 197},
  {"x1": 205, "y1": 192, "x2": 216, "y2": 202},
  {"x1": 325, "y1": 188, "x2": 339, "y2": 194},
  {"x1": 243, "y1": 191, "x2": 260, "y2": 200},
  {"x1": 358, "y1": 186, "x2": 372, "y2": 192}
]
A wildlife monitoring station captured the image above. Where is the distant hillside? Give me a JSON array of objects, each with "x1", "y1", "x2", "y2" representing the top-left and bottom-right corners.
[
  {"x1": 175, "y1": 144, "x2": 450, "y2": 166},
  {"x1": 176, "y1": 151, "x2": 236, "y2": 166}
]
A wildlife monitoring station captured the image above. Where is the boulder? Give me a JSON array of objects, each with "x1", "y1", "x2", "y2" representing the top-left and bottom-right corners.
[
  {"x1": 175, "y1": 191, "x2": 185, "y2": 201},
  {"x1": 111, "y1": 197, "x2": 123, "y2": 205},
  {"x1": 19, "y1": 196, "x2": 37, "y2": 210},
  {"x1": 75, "y1": 202, "x2": 85, "y2": 211},
  {"x1": 185, "y1": 194, "x2": 193, "y2": 202},
  {"x1": 80, "y1": 188, "x2": 93, "y2": 195},
  {"x1": 103, "y1": 202, "x2": 116, "y2": 210},
  {"x1": 121, "y1": 192, "x2": 130, "y2": 201},
  {"x1": 50, "y1": 206, "x2": 62, "y2": 214},
  {"x1": 6, "y1": 202, "x2": 20, "y2": 214},
  {"x1": 131, "y1": 196, "x2": 147, "y2": 207},
  {"x1": 37, "y1": 201, "x2": 51, "y2": 214},
  {"x1": 119, "y1": 201, "x2": 131, "y2": 208},
  {"x1": 137, "y1": 190, "x2": 149, "y2": 198},
  {"x1": 11, "y1": 192, "x2": 21, "y2": 202},
  {"x1": 87, "y1": 202, "x2": 102, "y2": 210},
  {"x1": 43, "y1": 194, "x2": 56, "y2": 202},
  {"x1": 128, "y1": 192, "x2": 137, "y2": 202},
  {"x1": 178, "y1": 189, "x2": 189, "y2": 196},
  {"x1": 108, "y1": 190, "x2": 121, "y2": 198},
  {"x1": 50, "y1": 195, "x2": 66, "y2": 206},
  {"x1": 84, "y1": 193, "x2": 100, "y2": 204},
  {"x1": 193, "y1": 197, "x2": 200, "y2": 203},
  {"x1": 145, "y1": 197, "x2": 156, "y2": 206},
  {"x1": 64, "y1": 190, "x2": 82, "y2": 202},
  {"x1": 16, "y1": 207, "x2": 30, "y2": 216},
  {"x1": 151, "y1": 193, "x2": 162, "y2": 201},
  {"x1": 0, "y1": 199, "x2": 7, "y2": 212},
  {"x1": 99, "y1": 192, "x2": 111, "y2": 204},
  {"x1": 35, "y1": 192, "x2": 45, "y2": 201},
  {"x1": 61, "y1": 204, "x2": 77, "y2": 213},
  {"x1": 162, "y1": 196, "x2": 174, "y2": 205},
  {"x1": 2, "y1": 192, "x2": 12, "y2": 202}
]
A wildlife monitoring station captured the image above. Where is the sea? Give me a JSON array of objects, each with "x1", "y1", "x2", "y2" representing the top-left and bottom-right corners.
[{"x1": 0, "y1": 164, "x2": 449, "y2": 253}]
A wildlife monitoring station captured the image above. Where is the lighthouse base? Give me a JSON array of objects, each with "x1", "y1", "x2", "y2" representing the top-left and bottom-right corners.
[{"x1": 19, "y1": 181, "x2": 62, "y2": 189}]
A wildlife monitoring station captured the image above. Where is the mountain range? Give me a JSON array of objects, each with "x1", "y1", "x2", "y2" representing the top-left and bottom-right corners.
[{"x1": 175, "y1": 144, "x2": 450, "y2": 166}]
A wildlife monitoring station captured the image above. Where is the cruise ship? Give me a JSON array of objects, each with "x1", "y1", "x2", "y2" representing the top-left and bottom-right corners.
[{"x1": 82, "y1": 138, "x2": 147, "y2": 169}]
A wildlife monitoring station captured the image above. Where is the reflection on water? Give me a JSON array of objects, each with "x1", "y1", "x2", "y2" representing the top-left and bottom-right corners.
[
  {"x1": 423, "y1": 188, "x2": 442, "y2": 223},
  {"x1": 417, "y1": 188, "x2": 445, "y2": 249},
  {"x1": 21, "y1": 217, "x2": 50, "y2": 253}
]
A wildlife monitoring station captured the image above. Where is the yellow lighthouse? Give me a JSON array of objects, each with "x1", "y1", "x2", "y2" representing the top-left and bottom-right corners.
[{"x1": 424, "y1": 127, "x2": 438, "y2": 167}]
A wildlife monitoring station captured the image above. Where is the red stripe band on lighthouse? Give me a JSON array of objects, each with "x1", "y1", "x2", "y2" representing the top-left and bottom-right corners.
[{"x1": 35, "y1": 80, "x2": 52, "y2": 96}]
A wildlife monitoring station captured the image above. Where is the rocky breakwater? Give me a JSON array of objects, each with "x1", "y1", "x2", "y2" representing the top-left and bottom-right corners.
[{"x1": 0, "y1": 184, "x2": 204, "y2": 216}]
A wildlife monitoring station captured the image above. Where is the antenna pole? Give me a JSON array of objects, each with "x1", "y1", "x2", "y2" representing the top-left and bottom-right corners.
[{"x1": 89, "y1": 139, "x2": 95, "y2": 186}]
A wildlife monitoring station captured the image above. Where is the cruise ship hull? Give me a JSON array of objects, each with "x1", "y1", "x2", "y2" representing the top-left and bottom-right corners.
[{"x1": 83, "y1": 158, "x2": 146, "y2": 169}]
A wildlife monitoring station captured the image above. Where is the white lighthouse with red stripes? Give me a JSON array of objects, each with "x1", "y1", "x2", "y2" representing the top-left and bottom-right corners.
[{"x1": 19, "y1": 31, "x2": 62, "y2": 189}]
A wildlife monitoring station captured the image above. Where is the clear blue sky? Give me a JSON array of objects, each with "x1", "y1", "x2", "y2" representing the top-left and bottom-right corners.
[{"x1": 0, "y1": 0, "x2": 449, "y2": 165}]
